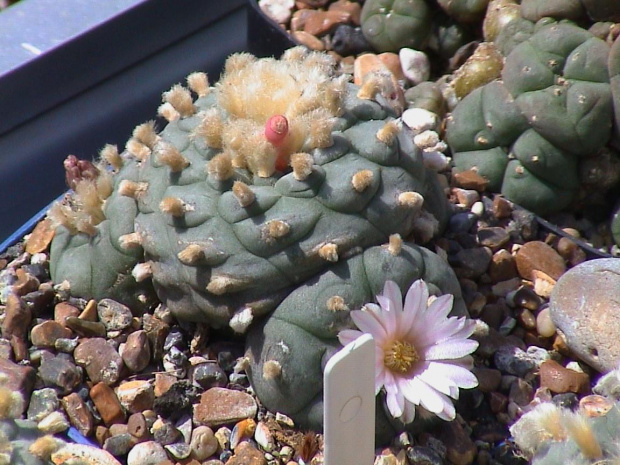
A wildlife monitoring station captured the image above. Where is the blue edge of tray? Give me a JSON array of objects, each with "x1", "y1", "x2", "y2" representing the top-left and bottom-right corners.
[{"x1": 0, "y1": 0, "x2": 295, "y2": 255}]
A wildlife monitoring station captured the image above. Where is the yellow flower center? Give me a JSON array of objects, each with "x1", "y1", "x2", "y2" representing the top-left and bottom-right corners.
[{"x1": 384, "y1": 340, "x2": 419, "y2": 374}]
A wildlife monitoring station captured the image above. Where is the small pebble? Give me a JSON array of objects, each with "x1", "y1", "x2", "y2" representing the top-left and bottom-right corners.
[
  {"x1": 104, "y1": 433, "x2": 134, "y2": 456},
  {"x1": 539, "y1": 359, "x2": 590, "y2": 394},
  {"x1": 291, "y1": 31, "x2": 325, "y2": 50},
  {"x1": 74, "y1": 337, "x2": 124, "y2": 385},
  {"x1": 494, "y1": 346, "x2": 537, "y2": 377},
  {"x1": 121, "y1": 329, "x2": 151, "y2": 373},
  {"x1": 399, "y1": 48, "x2": 430, "y2": 85},
  {"x1": 97, "y1": 299, "x2": 133, "y2": 332},
  {"x1": 62, "y1": 392, "x2": 94, "y2": 437},
  {"x1": 191, "y1": 425, "x2": 219, "y2": 461},
  {"x1": 401, "y1": 108, "x2": 439, "y2": 134},
  {"x1": 258, "y1": 0, "x2": 294, "y2": 24},
  {"x1": 27, "y1": 388, "x2": 59, "y2": 422},
  {"x1": 331, "y1": 24, "x2": 370, "y2": 56},
  {"x1": 193, "y1": 387, "x2": 257, "y2": 427},
  {"x1": 115, "y1": 379, "x2": 155, "y2": 413},
  {"x1": 514, "y1": 241, "x2": 566, "y2": 281},
  {"x1": 126, "y1": 441, "x2": 168, "y2": 465},
  {"x1": 535, "y1": 308, "x2": 556, "y2": 338}
]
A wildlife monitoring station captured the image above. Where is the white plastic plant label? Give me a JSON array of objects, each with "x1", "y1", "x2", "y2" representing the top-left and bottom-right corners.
[{"x1": 323, "y1": 333, "x2": 375, "y2": 465}]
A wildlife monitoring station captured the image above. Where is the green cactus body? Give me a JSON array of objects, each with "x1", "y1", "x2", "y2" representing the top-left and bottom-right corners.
[
  {"x1": 436, "y1": 0, "x2": 491, "y2": 23},
  {"x1": 360, "y1": 0, "x2": 432, "y2": 53},
  {"x1": 520, "y1": 0, "x2": 586, "y2": 22},
  {"x1": 511, "y1": 396, "x2": 620, "y2": 465},
  {"x1": 245, "y1": 241, "x2": 466, "y2": 435},
  {"x1": 447, "y1": 23, "x2": 614, "y2": 216},
  {"x1": 49, "y1": 49, "x2": 449, "y2": 328},
  {"x1": 49, "y1": 158, "x2": 155, "y2": 311},
  {"x1": 0, "y1": 418, "x2": 50, "y2": 465}
]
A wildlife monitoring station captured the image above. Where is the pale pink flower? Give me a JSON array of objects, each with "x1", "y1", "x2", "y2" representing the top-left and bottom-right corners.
[{"x1": 338, "y1": 279, "x2": 479, "y2": 423}]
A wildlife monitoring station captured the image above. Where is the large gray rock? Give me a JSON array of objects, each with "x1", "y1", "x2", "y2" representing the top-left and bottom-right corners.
[{"x1": 550, "y1": 258, "x2": 620, "y2": 373}]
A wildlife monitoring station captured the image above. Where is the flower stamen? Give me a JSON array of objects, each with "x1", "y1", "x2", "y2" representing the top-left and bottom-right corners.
[{"x1": 384, "y1": 340, "x2": 419, "y2": 374}]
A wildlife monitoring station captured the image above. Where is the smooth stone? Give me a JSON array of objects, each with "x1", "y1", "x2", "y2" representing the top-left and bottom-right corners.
[
  {"x1": 477, "y1": 227, "x2": 510, "y2": 250},
  {"x1": 90, "y1": 382, "x2": 126, "y2": 426},
  {"x1": 493, "y1": 346, "x2": 537, "y2": 377},
  {"x1": 103, "y1": 433, "x2": 134, "y2": 456},
  {"x1": 303, "y1": 10, "x2": 351, "y2": 37},
  {"x1": 406, "y1": 446, "x2": 443, "y2": 465},
  {"x1": 27, "y1": 388, "x2": 59, "y2": 422},
  {"x1": 30, "y1": 320, "x2": 73, "y2": 348},
  {"x1": 126, "y1": 441, "x2": 169, "y2": 465},
  {"x1": 52, "y1": 444, "x2": 122, "y2": 465},
  {"x1": 226, "y1": 441, "x2": 266, "y2": 465},
  {"x1": 539, "y1": 359, "x2": 590, "y2": 394},
  {"x1": 454, "y1": 247, "x2": 493, "y2": 278},
  {"x1": 488, "y1": 249, "x2": 518, "y2": 283},
  {"x1": 62, "y1": 392, "x2": 94, "y2": 437},
  {"x1": 121, "y1": 330, "x2": 151, "y2": 373},
  {"x1": 97, "y1": 298, "x2": 133, "y2": 331},
  {"x1": 38, "y1": 355, "x2": 82, "y2": 394},
  {"x1": 515, "y1": 241, "x2": 566, "y2": 281},
  {"x1": 399, "y1": 48, "x2": 430, "y2": 85},
  {"x1": 550, "y1": 258, "x2": 620, "y2": 372},
  {"x1": 329, "y1": 0, "x2": 361, "y2": 25},
  {"x1": 191, "y1": 425, "x2": 219, "y2": 461},
  {"x1": 258, "y1": 0, "x2": 294, "y2": 24},
  {"x1": 331, "y1": 24, "x2": 371, "y2": 56},
  {"x1": 115, "y1": 380, "x2": 155, "y2": 413},
  {"x1": 74, "y1": 338, "x2": 124, "y2": 385},
  {"x1": 193, "y1": 387, "x2": 257, "y2": 428}
]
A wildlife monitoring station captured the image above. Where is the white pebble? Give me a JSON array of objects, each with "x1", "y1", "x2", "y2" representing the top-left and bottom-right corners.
[
  {"x1": 399, "y1": 48, "x2": 430, "y2": 85},
  {"x1": 191, "y1": 426, "x2": 218, "y2": 461},
  {"x1": 471, "y1": 201, "x2": 485, "y2": 216},
  {"x1": 126, "y1": 441, "x2": 168, "y2": 465},
  {"x1": 401, "y1": 108, "x2": 438, "y2": 134},
  {"x1": 259, "y1": 0, "x2": 295, "y2": 24}
]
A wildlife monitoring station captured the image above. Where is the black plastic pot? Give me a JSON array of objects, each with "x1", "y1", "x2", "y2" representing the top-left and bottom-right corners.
[{"x1": 0, "y1": 0, "x2": 293, "y2": 247}]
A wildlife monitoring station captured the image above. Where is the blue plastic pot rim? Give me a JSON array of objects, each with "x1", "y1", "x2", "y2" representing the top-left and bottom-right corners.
[{"x1": 0, "y1": 194, "x2": 65, "y2": 255}]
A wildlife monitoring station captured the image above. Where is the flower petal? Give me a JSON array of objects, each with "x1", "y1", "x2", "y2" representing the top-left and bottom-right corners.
[
  {"x1": 350, "y1": 309, "x2": 388, "y2": 341},
  {"x1": 397, "y1": 376, "x2": 421, "y2": 405},
  {"x1": 436, "y1": 398, "x2": 456, "y2": 421},
  {"x1": 409, "y1": 377, "x2": 446, "y2": 414},
  {"x1": 376, "y1": 295, "x2": 397, "y2": 335},
  {"x1": 382, "y1": 280, "x2": 403, "y2": 314},
  {"x1": 423, "y1": 338, "x2": 479, "y2": 361},
  {"x1": 337, "y1": 329, "x2": 363, "y2": 346},
  {"x1": 401, "y1": 399, "x2": 416, "y2": 424},
  {"x1": 426, "y1": 294, "x2": 454, "y2": 320},
  {"x1": 423, "y1": 360, "x2": 479, "y2": 390},
  {"x1": 384, "y1": 375, "x2": 404, "y2": 418},
  {"x1": 403, "y1": 280, "x2": 428, "y2": 328}
]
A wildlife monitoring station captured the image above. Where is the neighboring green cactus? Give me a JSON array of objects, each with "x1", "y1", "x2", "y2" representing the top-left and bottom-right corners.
[
  {"x1": 0, "y1": 384, "x2": 62, "y2": 465},
  {"x1": 360, "y1": 0, "x2": 433, "y2": 53},
  {"x1": 49, "y1": 48, "x2": 450, "y2": 328},
  {"x1": 511, "y1": 365, "x2": 620, "y2": 465},
  {"x1": 436, "y1": 0, "x2": 491, "y2": 24},
  {"x1": 245, "y1": 238, "x2": 466, "y2": 435},
  {"x1": 446, "y1": 22, "x2": 616, "y2": 216}
]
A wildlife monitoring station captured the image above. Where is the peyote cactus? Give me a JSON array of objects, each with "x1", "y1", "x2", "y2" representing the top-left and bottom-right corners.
[
  {"x1": 0, "y1": 383, "x2": 63, "y2": 465},
  {"x1": 360, "y1": 0, "x2": 433, "y2": 53},
  {"x1": 245, "y1": 237, "x2": 467, "y2": 435},
  {"x1": 446, "y1": 22, "x2": 618, "y2": 216},
  {"x1": 49, "y1": 47, "x2": 450, "y2": 329},
  {"x1": 511, "y1": 366, "x2": 620, "y2": 465}
]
